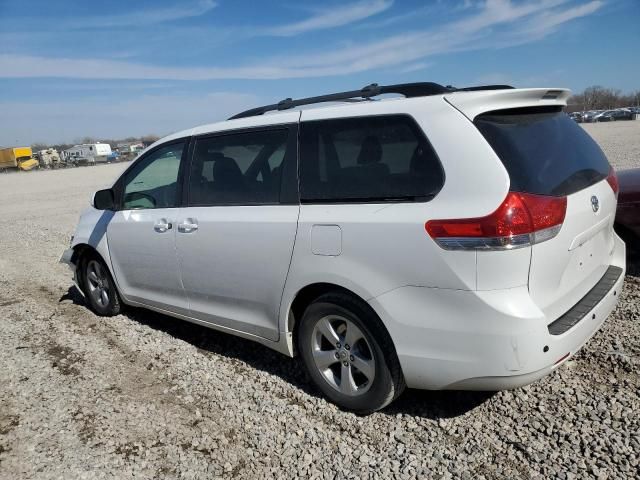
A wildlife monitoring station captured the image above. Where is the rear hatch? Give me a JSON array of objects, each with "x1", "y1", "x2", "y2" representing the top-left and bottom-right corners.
[{"x1": 447, "y1": 89, "x2": 618, "y2": 319}]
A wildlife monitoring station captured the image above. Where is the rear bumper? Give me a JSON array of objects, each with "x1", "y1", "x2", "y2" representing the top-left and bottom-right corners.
[{"x1": 369, "y1": 234, "x2": 626, "y2": 390}]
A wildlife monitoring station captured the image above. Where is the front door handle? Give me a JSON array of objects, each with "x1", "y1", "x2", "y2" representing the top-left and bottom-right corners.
[
  {"x1": 178, "y1": 218, "x2": 198, "y2": 233},
  {"x1": 154, "y1": 218, "x2": 172, "y2": 233}
]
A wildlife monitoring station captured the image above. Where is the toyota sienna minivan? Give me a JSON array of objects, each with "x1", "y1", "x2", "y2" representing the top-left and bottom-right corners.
[{"x1": 62, "y1": 82, "x2": 625, "y2": 413}]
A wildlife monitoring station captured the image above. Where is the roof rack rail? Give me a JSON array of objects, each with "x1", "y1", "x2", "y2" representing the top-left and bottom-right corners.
[{"x1": 227, "y1": 82, "x2": 514, "y2": 120}]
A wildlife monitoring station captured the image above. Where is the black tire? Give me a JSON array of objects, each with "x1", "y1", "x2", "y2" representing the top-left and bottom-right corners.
[
  {"x1": 297, "y1": 292, "x2": 405, "y2": 414},
  {"x1": 80, "y1": 254, "x2": 122, "y2": 316}
]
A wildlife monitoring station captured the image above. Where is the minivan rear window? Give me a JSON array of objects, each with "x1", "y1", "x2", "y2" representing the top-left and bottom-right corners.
[
  {"x1": 299, "y1": 115, "x2": 444, "y2": 203},
  {"x1": 474, "y1": 108, "x2": 610, "y2": 196}
]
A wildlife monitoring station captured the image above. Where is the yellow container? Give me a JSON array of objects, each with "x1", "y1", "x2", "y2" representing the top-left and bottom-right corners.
[
  {"x1": 18, "y1": 158, "x2": 39, "y2": 171},
  {"x1": 0, "y1": 147, "x2": 39, "y2": 170}
]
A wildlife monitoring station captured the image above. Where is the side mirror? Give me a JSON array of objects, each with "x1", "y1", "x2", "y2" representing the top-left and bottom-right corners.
[{"x1": 92, "y1": 188, "x2": 115, "y2": 210}]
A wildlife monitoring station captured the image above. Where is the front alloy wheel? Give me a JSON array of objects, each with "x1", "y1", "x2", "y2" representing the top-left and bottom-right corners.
[
  {"x1": 82, "y1": 256, "x2": 121, "y2": 316},
  {"x1": 86, "y1": 260, "x2": 110, "y2": 308}
]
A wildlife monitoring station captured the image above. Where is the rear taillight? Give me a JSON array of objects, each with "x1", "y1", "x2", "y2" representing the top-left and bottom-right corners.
[
  {"x1": 606, "y1": 167, "x2": 619, "y2": 196},
  {"x1": 425, "y1": 192, "x2": 567, "y2": 250}
]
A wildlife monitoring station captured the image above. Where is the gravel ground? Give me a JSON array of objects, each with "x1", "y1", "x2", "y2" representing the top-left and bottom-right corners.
[
  {"x1": 582, "y1": 121, "x2": 640, "y2": 171},
  {"x1": 1, "y1": 124, "x2": 639, "y2": 479}
]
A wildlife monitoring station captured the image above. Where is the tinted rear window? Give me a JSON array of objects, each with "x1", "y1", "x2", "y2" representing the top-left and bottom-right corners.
[
  {"x1": 475, "y1": 108, "x2": 610, "y2": 196},
  {"x1": 300, "y1": 115, "x2": 444, "y2": 203},
  {"x1": 189, "y1": 129, "x2": 289, "y2": 206}
]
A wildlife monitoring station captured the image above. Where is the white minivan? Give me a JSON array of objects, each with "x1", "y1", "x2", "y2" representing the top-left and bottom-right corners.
[{"x1": 62, "y1": 82, "x2": 625, "y2": 413}]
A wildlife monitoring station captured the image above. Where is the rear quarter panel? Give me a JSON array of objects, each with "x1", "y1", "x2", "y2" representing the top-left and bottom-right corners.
[{"x1": 281, "y1": 96, "x2": 512, "y2": 333}]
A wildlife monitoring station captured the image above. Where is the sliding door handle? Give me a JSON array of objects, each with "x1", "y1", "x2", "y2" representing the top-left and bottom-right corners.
[
  {"x1": 178, "y1": 219, "x2": 198, "y2": 233},
  {"x1": 154, "y1": 219, "x2": 172, "y2": 233}
]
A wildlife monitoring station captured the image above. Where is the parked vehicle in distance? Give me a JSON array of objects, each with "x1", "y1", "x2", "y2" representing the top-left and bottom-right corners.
[
  {"x1": 0, "y1": 146, "x2": 39, "y2": 171},
  {"x1": 593, "y1": 110, "x2": 614, "y2": 122},
  {"x1": 594, "y1": 109, "x2": 634, "y2": 122},
  {"x1": 614, "y1": 108, "x2": 635, "y2": 120},
  {"x1": 615, "y1": 167, "x2": 640, "y2": 256},
  {"x1": 569, "y1": 112, "x2": 583, "y2": 123},
  {"x1": 61, "y1": 82, "x2": 626, "y2": 413},
  {"x1": 116, "y1": 142, "x2": 145, "y2": 161},
  {"x1": 582, "y1": 110, "x2": 602, "y2": 123}
]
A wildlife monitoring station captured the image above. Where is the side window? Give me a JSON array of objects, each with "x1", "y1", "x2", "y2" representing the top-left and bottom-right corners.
[
  {"x1": 300, "y1": 115, "x2": 444, "y2": 202},
  {"x1": 189, "y1": 129, "x2": 289, "y2": 206},
  {"x1": 122, "y1": 142, "x2": 184, "y2": 209}
]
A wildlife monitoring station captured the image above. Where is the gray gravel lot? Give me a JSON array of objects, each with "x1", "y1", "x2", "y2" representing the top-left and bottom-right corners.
[
  {"x1": 1, "y1": 123, "x2": 639, "y2": 479},
  {"x1": 582, "y1": 121, "x2": 640, "y2": 171}
]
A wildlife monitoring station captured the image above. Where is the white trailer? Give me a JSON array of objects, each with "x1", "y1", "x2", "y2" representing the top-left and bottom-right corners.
[{"x1": 63, "y1": 143, "x2": 112, "y2": 164}]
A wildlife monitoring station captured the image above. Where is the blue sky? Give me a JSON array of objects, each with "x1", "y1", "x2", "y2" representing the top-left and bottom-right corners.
[{"x1": 0, "y1": 0, "x2": 638, "y2": 145}]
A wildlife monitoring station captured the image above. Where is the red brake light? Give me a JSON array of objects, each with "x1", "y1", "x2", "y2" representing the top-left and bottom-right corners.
[
  {"x1": 606, "y1": 167, "x2": 619, "y2": 196},
  {"x1": 523, "y1": 193, "x2": 567, "y2": 232},
  {"x1": 425, "y1": 192, "x2": 567, "y2": 250}
]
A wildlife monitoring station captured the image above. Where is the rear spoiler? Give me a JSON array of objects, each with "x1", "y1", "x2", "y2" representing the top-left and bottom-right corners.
[{"x1": 444, "y1": 88, "x2": 572, "y2": 121}]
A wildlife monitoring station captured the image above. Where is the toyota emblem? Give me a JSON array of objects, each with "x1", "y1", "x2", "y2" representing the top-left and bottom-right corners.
[{"x1": 591, "y1": 195, "x2": 599, "y2": 213}]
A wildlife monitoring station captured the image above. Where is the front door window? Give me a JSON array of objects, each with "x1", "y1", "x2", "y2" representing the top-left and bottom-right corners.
[{"x1": 122, "y1": 143, "x2": 184, "y2": 209}]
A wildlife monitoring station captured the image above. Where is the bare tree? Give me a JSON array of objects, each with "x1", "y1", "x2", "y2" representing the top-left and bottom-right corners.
[
  {"x1": 30, "y1": 143, "x2": 49, "y2": 152},
  {"x1": 569, "y1": 85, "x2": 639, "y2": 111},
  {"x1": 583, "y1": 86, "x2": 606, "y2": 110},
  {"x1": 140, "y1": 134, "x2": 160, "y2": 143}
]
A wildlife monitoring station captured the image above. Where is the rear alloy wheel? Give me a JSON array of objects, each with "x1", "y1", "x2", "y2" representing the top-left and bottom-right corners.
[
  {"x1": 298, "y1": 293, "x2": 404, "y2": 413},
  {"x1": 82, "y1": 257, "x2": 121, "y2": 316},
  {"x1": 311, "y1": 314, "x2": 376, "y2": 396}
]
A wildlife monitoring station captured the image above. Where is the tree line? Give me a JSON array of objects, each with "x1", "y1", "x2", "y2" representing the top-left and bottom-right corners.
[{"x1": 567, "y1": 86, "x2": 640, "y2": 112}]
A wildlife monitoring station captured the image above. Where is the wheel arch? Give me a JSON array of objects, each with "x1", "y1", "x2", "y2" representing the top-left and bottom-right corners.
[
  {"x1": 71, "y1": 242, "x2": 98, "y2": 263},
  {"x1": 288, "y1": 283, "x2": 359, "y2": 333},
  {"x1": 71, "y1": 242, "x2": 124, "y2": 301},
  {"x1": 72, "y1": 243, "x2": 103, "y2": 293},
  {"x1": 285, "y1": 282, "x2": 398, "y2": 360}
]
